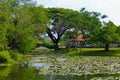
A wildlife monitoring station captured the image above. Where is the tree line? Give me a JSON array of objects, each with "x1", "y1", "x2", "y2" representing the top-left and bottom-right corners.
[{"x1": 0, "y1": 0, "x2": 120, "y2": 53}]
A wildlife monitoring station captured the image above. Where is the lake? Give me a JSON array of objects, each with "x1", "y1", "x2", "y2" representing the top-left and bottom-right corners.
[{"x1": 1, "y1": 54, "x2": 120, "y2": 80}]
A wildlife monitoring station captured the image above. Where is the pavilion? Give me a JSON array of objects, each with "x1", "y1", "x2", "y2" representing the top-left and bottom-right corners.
[{"x1": 69, "y1": 34, "x2": 88, "y2": 47}]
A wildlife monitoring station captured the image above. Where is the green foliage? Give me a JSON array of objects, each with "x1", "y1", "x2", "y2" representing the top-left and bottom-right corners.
[
  {"x1": 40, "y1": 38, "x2": 54, "y2": 48},
  {"x1": 0, "y1": 25, "x2": 7, "y2": 50},
  {"x1": 100, "y1": 21, "x2": 120, "y2": 43},
  {"x1": 46, "y1": 8, "x2": 79, "y2": 50},
  {"x1": 0, "y1": 65, "x2": 39, "y2": 80},
  {"x1": 18, "y1": 36, "x2": 37, "y2": 53},
  {"x1": 62, "y1": 8, "x2": 105, "y2": 48},
  {"x1": 6, "y1": 4, "x2": 37, "y2": 52},
  {"x1": 31, "y1": 6, "x2": 50, "y2": 41},
  {"x1": 0, "y1": 0, "x2": 120, "y2": 52},
  {"x1": 7, "y1": 65, "x2": 39, "y2": 80},
  {"x1": 0, "y1": 1, "x2": 11, "y2": 50},
  {"x1": 9, "y1": 50, "x2": 23, "y2": 61},
  {"x1": 78, "y1": 9, "x2": 103, "y2": 43},
  {"x1": 0, "y1": 0, "x2": 40, "y2": 53},
  {"x1": 32, "y1": 6, "x2": 49, "y2": 24},
  {"x1": 116, "y1": 26, "x2": 120, "y2": 36},
  {"x1": 0, "y1": 51, "x2": 14, "y2": 63},
  {"x1": 0, "y1": 56, "x2": 7, "y2": 63},
  {"x1": 16, "y1": 54, "x2": 24, "y2": 61},
  {"x1": 0, "y1": 66, "x2": 11, "y2": 78}
]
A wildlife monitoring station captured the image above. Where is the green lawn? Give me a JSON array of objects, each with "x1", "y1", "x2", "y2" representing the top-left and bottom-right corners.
[
  {"x1": 32, "y1": 47, "x2": 120, "y2": 57},
  {"x1": 65, "y1": 47, "x2": 120, "y2": 57}
]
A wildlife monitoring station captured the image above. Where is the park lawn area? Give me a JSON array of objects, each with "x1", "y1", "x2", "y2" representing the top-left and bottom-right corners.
[{"x1": 66, "y1": 47, "x2": 120, "y2": 57}]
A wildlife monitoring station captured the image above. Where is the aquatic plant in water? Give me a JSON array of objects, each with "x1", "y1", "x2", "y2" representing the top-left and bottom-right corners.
[{"x1": 29, "y1": 54, "x2": 120, "y2": 76}]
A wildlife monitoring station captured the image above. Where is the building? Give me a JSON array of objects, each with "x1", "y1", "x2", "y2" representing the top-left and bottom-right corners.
[{"x1": 69, "y1": 34, "x2": 88, "y2": 47}]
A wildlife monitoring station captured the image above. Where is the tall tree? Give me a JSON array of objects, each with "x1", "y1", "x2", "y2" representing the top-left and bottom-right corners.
[
  {"x1": 79, "y1": 9, "x2": 107, "y2": 42},
  {"x1": 0, "y1": 0, "x2": 37, "y2": 52},
  {"x1": 100, "y1": 21, "x2": 120, "y2": 51},
  {"x1": 31, "y1": 6, "x2": 49, "y2": 40},
  {"x1": 46, "y1": 8, "x2": 79, "y2": 51},
  {"x1": 0, "y1": 0, "x2": 13, "y2": 50},
  {"x1": 116, "y1": 26, "x2": 120, "y2": 47},
  {"x1": 65, "y1": 8, "x2": 106, "y2": 52}
]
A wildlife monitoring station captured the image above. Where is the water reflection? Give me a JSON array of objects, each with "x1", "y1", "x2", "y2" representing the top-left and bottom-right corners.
[
  {"x1": 38, "y1": 74, "x2": 120, "y2": 80},
  {"x1": 1, "y1": 57, "x2": 120, "y2": 80},
  {"x1": 0, "y1": 66, "x2": 11, "y2": 76},
  {"x1": 0, "y1": 66, "x2": 11, "y2": 80},
  {"x1": 0, "y1": 63, "x2": 39, "y2": 80}
]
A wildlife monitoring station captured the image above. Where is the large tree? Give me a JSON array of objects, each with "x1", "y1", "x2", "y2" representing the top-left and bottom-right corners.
[
  {"x1": 46, "y1": 8, "x2": 79, "y2": 51},
  {"x1": 30, "y1": 6, "x2": 49, "y2": 45},
  {"x1": 0, "y1": 1, "x2": 11, "y2": 50},
  {"x1": 0, "y1": 0, "x2": 39, "y2": 52},
  {"x1": 64, "y1": 8, "x2": 106, "y2": 52},
  {"x1": 78, "y1": 8, "x2": 107, "y2": 43},
  {"x1": 116, "y1": 26, "x2": 120, "y2": 47},
  {"x1": 100, "y1": 21, "x2": 120, "y2": 51}
]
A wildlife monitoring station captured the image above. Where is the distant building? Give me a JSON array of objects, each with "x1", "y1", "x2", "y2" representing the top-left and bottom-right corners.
[
  {"x1": 69, "y1": 34, "x2": 88, "y2": 47},
  {"x1": 69, "y1": 34, "x2": 120, "y2": 48}
]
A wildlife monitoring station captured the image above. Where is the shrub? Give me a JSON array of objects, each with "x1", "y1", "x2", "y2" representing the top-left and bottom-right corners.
[
  {"x1": 15, "y1": 53, "x2": 23, "y2": 61},
  {"x1": 9, "y1": 50, "x2": 24, "y2": 61},
  {"x1": 0, "y1": 66, "x2": 11, "y2": 77},
  {"x1": 0, "y1": 56, "x2": 7, "y2": 63},
  {"x1": 0, "y1": 51, "x2": 14, "y2": 63},
  {"x1": 18, "y1": 36, "x2": 36, "y2": 53}
]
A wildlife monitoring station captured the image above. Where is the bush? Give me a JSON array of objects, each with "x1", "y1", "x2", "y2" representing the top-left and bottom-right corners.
[
  {"x1": 9, "y1": 50, "x2": 24, "y2": 61},
  {"x1": 18, "y1": 36, "x2": 36, "y2": 53},
  {"x1": 0, "y1": 51, "x2": 14, "y2": 64},
  {"x1": 0, "y1": 56, "x2": 7, "y2": 63},
  {"x1": 0, "y1": 66, "x2": 11, "y2": 77}
]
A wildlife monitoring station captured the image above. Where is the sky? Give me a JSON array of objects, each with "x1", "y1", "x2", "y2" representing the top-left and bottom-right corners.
[{"x1": 35, "y1": 0, "x2": 120, "y2": 26}]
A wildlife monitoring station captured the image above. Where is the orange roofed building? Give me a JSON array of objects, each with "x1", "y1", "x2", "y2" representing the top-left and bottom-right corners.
[
  {"x1": 69, "y1": 34, "x2": 88, "y2": 42},
  {"x1": 69, "y1": 34, "x2": 88, "y2": 47}
]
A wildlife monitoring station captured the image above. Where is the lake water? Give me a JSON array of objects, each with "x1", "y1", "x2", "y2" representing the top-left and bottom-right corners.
[{"x1": 1, "y1": 55, "x2": 120, "y2": 80}]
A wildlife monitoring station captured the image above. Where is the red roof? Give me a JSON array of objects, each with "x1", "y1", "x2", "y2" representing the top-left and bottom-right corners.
[
  {"x1": 70, "y1": 34, "x2": 88, "y2": 42},
  {"x1": 76, "y1": 34, "x2": 85, "y2": 41}
]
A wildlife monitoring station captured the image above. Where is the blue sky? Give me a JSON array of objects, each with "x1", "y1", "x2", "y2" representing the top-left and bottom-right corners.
[{"x1": 35, "y1": 0, "x2": 120, "y2": 26}]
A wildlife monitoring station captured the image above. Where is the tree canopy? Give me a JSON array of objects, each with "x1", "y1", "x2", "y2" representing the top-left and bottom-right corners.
[
  {"x1": 99, "y1": 21, "x2": 120, "y2": 51},
  {"x1": 0, "y1": 0, "x2": 49, "y2": 52},
  {"x1": 0, "y1": 0, "x2": 120, "y2": 53},
  {"x1": 46, "y1": 8, "x2": 79, "y2": 50}
]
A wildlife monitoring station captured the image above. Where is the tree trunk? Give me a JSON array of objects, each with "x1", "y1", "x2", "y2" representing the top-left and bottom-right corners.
[
  {"x1": 75, "y1": 41, "x2": 78, "y2": 53},
  {"x1": 10, "y1": 39, "x2": 16, "y2": 49},
  {"x1": 105, "y1": 43, "x2": 109, "y2": 51},
  {"x1": 80, "y1": 42, "x2": 82, "y2": 53},
  {"x1": 54, "y1": 42, "x2": 59, "y2": 51}
]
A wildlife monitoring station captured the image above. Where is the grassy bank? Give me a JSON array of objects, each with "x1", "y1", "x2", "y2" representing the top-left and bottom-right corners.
[
  {"x1": 30, "y1": 47, "x2": 120, "y2": 57},
  {"x1": 58, "y1": 47, "x2": 120, "y2": 57}
]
